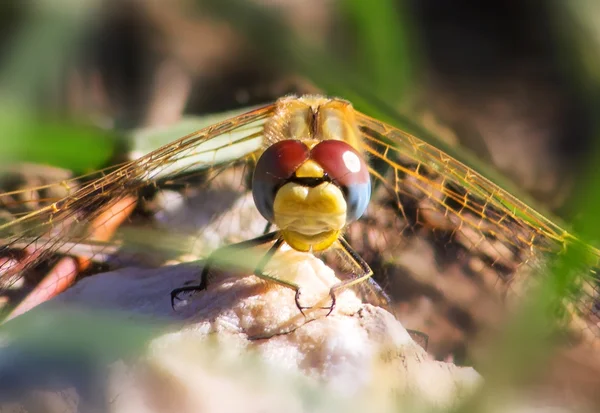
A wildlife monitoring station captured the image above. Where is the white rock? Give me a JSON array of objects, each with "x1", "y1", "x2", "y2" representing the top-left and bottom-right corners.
[{"x1": 1, "y1": 248, "x2": 482, "y2": 413}]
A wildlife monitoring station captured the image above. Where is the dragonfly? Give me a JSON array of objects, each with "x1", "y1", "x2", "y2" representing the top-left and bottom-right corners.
[{"x1": 0, "y1": 94, "x2": 599, "y2": 349}]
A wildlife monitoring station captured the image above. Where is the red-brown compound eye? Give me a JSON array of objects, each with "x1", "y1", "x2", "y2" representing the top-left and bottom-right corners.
[
  {"x1": 311, "y1": 140, "x2": 371, "y2": 221},
  {"x1": 252, "y1": 140, "x2": 310, "y2": 222}
]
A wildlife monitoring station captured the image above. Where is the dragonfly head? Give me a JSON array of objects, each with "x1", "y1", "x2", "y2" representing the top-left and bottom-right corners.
[{"x1": 252, "y1": 139, "x2": 371, "y2": 252}]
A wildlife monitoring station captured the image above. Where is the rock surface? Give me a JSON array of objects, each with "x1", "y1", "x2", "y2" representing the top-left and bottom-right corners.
[{"x1": 0, "y1": 247, "x2": 481, "y2": 412}]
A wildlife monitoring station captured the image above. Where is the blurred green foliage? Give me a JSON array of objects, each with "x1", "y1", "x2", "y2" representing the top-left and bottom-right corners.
[
  {"x1": 0, "y1": 108, "x2": 117, "y2": 173},
  {"x1": 0, "y1": 0, "x2": 118, "y2": 173}
]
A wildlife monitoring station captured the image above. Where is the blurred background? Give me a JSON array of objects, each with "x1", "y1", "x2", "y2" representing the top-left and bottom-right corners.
[
  {"x1": 2, "y1": 0, "x2": 600, "y2": 410},
  {"x1": 2, "y1": 0, "x2": 599, "y2": 216}
]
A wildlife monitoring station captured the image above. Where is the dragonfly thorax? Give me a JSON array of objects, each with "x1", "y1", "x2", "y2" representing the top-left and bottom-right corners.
[{"x1": 263, "y1": 95, "x2": 363, "y2": 151}]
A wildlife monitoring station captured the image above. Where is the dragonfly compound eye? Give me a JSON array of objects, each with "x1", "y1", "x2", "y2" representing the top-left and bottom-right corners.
[
  {"x1": 310, "y1": 140, "x2": 371, "y2": 222},
  {"x1": 253, "y1": 140, "x2": 310, "y2": 222}
]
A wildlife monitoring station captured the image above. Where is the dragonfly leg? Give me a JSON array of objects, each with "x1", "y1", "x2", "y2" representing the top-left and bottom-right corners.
[
  {"x1": 250, "y1": 237, "x2": 311, "y2": 317},
  {"x1": 335, "y1": 237, "x2": 429, "y2": 349},
  {"x1": 239, "y1": 235, "x2": 341, "y2": 317},
  {"x1": 170, "y1": 229, "x2": 341, "y2": 318},
  {"x1": 170, "y1": 231, "x2": 280, "y2": 308},
  {"x1": 262, "y1": 222, "x2": 273, "y2": 235},
  {"x1": 323, "y1": 237, "x2": 376, "y2": 317}
]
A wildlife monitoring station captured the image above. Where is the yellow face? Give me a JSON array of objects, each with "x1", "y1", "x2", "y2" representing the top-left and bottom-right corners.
[{"x1": 272, "y1": 161, "x2": 348, "y2": 252}]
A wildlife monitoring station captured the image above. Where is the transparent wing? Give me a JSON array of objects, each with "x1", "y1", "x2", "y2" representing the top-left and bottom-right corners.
[
  {"x1": 354, "y1": 110, "x2": 600, "y2": 345},
  {"x1": 0, "y1": 104, "x2": 275, "y2": 314}
]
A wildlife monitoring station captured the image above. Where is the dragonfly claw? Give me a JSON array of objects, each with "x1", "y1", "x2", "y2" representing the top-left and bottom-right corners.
[
  {"x1": 293, "y1": 288, "x2": 337, "y2": 317},
  {"x1": 170, "y1": 284, "x2": 203, "y2": 310}
]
